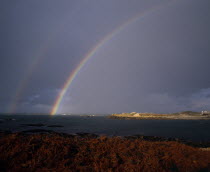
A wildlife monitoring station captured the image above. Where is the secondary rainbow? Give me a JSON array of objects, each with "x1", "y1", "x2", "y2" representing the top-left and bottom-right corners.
[
  {"x1": 8, "y1": 32, "x2": 63, "y2": 113},
  {"x1": 7, "y1": 16, "x2": 76, "y2": 113},
  {"x1": 50, "y1": 0, "x2": 176, "y2": 115}
]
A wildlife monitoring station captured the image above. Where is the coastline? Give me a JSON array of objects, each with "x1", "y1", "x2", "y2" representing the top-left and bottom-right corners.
[
  {"x1": 109, "y1": 112, "x2": 210, "y2": 120},
  {"x1": 1, "y1": 130, "x2": 210, "y2": 148}
]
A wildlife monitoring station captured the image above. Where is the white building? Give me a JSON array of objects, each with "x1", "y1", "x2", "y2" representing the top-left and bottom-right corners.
[{"x1": 201, "y1": 111, "x2": 210, "y2": 115}]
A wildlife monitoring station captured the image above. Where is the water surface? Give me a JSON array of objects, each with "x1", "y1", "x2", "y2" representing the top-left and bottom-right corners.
[{"x1": 0, "y1": 114, "x2": 209, "y2": 141}]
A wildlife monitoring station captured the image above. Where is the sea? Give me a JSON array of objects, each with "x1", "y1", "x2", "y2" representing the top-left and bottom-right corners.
[{"x1": 0, "y1": 114, "x2": 210, "y2": 142}]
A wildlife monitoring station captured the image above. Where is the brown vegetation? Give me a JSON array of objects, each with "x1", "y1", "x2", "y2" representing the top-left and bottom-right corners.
[{"x1": 0, "y1": 133, "x2": 209, "y2": 172}]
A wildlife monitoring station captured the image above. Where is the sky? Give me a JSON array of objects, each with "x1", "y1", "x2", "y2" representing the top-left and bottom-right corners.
[{"x1": 0, "y1": 0, "x2": 210, "y2": 114}]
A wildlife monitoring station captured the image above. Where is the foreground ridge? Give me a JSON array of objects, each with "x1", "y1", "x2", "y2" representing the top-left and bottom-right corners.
[{"x1": 0, "y1": 132, "x2": 209, "y2": 172}]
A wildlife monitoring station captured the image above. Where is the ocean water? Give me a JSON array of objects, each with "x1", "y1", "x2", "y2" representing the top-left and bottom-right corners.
[{"x1": 0, "y1": 114, "x2": 210, "y2": 141}]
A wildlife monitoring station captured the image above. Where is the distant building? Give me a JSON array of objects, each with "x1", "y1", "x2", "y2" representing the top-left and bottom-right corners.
[
  {"x1": 201, "y1": 111, "x2": 210, "y2": 115},
  {"x1": 133, "y1": 113, "x2": 140, "y2": 117}
]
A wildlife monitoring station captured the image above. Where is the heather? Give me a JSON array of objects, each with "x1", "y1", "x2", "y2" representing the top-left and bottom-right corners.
[{"x1": 0, "y1": 132, "x2": 209, "y2": 172}]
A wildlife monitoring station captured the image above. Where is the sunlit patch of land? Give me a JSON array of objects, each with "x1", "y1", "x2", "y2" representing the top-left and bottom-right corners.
[
  {"x1": 110, "y1": 111, "x2": 210, "y2": 120},
  {"x1": 0, "y1": 132, "x2": 210, "y2": 171}
]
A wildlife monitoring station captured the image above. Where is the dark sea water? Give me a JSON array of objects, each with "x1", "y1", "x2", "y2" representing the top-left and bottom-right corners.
[{"x1": 0, "y1": 114, "x2": 210, "y2": 142}]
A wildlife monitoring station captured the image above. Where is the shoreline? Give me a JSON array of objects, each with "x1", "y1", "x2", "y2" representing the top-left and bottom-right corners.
[{"x1": 1, "y1": 130, "x2": 210, "y2": 148}]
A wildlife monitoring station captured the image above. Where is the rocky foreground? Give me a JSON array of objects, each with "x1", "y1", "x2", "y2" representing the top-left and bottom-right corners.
[
  {"x1": 0, "y1": 131, "x2": 210, "y2": 172},
  {"x1": 110, "y1": 111, "x2": 210, "y2": 120}
]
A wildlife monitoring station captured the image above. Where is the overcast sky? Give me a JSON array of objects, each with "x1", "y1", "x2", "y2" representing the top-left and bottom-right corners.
[{"x1": 1, "y1": 0, "x2": 210, "y2": 114}]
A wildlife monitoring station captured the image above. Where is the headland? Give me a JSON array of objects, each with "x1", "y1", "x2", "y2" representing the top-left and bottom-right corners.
[{"x1": 110, "y1": 111, "x2": 210, "y2": 120}]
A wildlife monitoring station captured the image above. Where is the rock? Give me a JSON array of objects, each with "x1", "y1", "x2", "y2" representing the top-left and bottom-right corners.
[
  {"x1": 21, "y1": 123, "x2": 45, "y2": 127},
  {"x1": 21, "y1": 129, "x2": 54, "y2": 133},
  {"x1": 76, "y1": 132, "x2": 98, "y2": 138},
  {"x1": 47, "y1": 125, "x2": 64, "y2": 128}
]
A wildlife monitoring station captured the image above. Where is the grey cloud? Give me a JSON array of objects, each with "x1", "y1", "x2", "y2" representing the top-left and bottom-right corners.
[{"x1": 1, "y1": 0, "x2": 210, "y2": 114}]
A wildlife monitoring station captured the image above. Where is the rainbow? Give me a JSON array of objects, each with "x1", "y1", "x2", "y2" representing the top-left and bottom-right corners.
[
  {"x1": 8, "y1": 45, "x2": 49, "y2": 113},
  {"x1": 7, "y1": 17, "x2": 74, "y2": 113},
  {"x1": 7, "y1": 7, "x2": 83, "y2": 113},
  {"x1": 50, "y1": 0, "x2": 176, "y2": 115}
]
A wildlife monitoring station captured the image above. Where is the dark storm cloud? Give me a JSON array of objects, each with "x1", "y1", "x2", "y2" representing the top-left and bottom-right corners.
[
  {"x1": 16, "y1": 89, "x2": 60, "y2": 113},
  {"x1": 1, "y1": 0, "x2": 210, "y2": 113}
]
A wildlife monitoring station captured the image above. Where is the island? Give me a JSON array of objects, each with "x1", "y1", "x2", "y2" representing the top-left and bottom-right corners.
[{"x1": 110, "y1": 111, "x2": 210, "y2": 120}]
